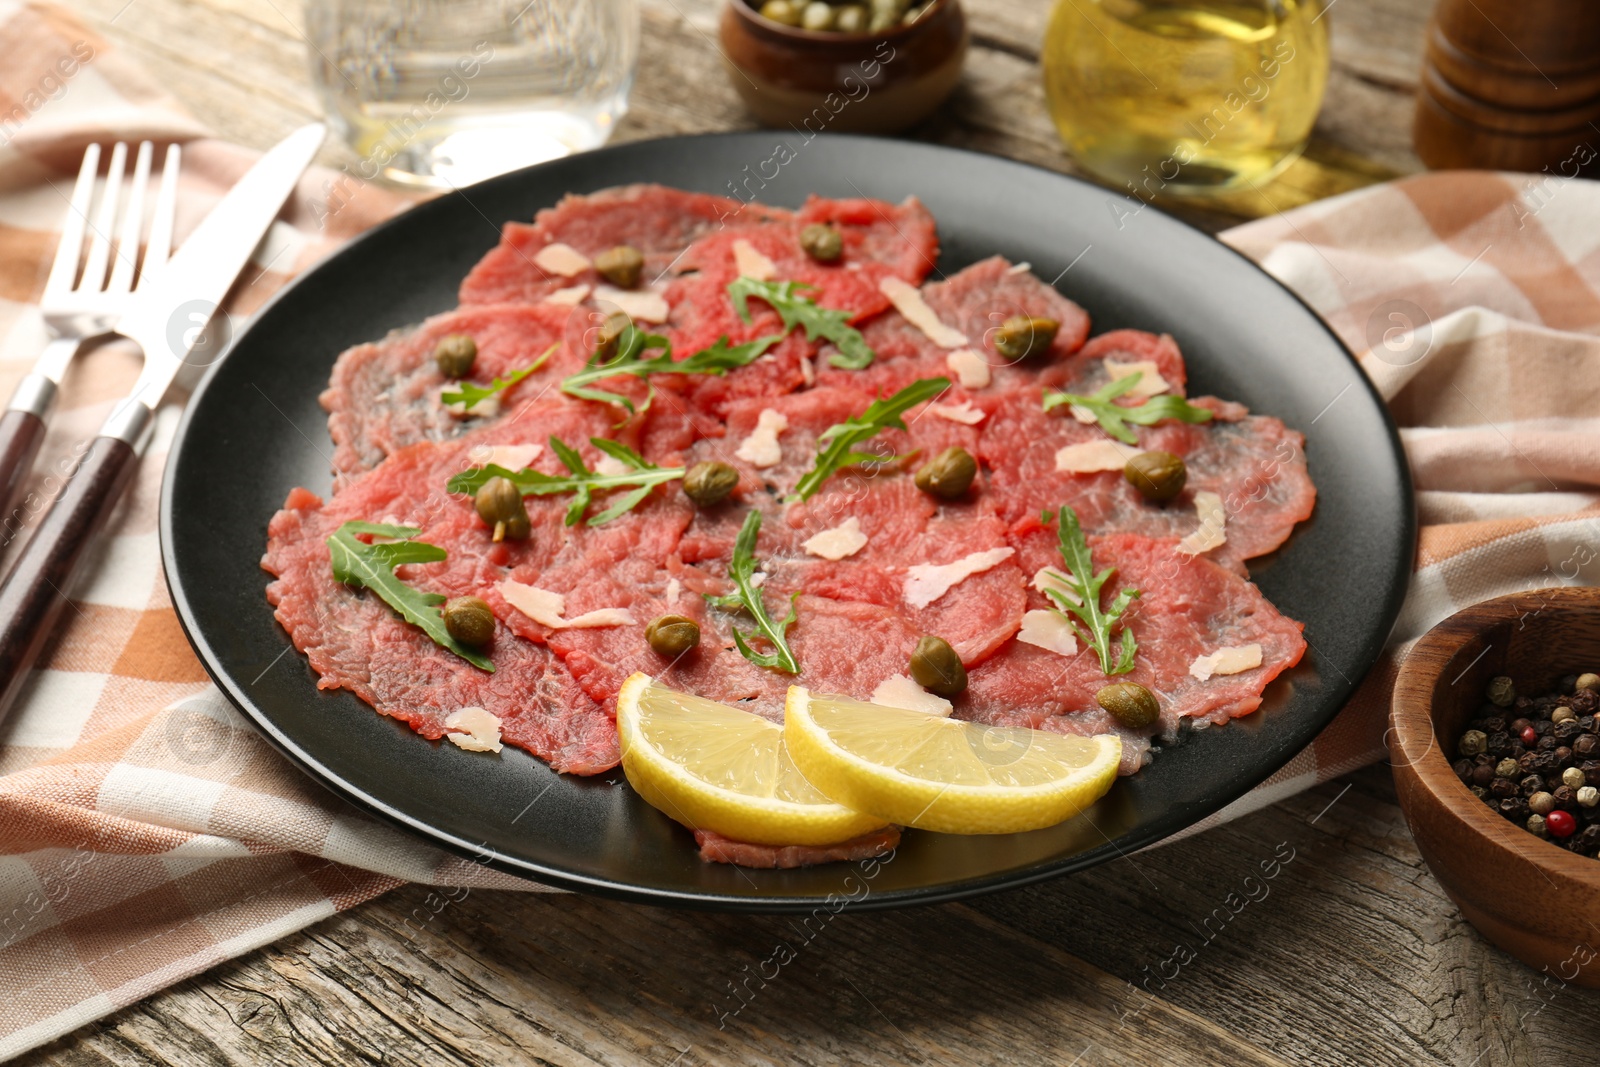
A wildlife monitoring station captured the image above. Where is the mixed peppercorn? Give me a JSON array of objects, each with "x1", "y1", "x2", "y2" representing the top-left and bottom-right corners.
[{"x1": 1455, "y1": 672, "x2": 1600, "y2": 857}]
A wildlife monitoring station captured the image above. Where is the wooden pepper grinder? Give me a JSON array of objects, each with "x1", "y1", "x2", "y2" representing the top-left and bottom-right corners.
[{"x1": 1414, "y1": 0, "x2": 1600, "y2": 173}]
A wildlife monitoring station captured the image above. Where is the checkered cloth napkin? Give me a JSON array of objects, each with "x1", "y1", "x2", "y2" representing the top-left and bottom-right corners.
[{"x1": 2, "y1": 2, "x2": 1598, "y2": 1057}]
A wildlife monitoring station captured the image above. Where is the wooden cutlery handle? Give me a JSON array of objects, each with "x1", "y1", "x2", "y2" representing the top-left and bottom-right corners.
[
  {"x1": 0, "y1": 414, "x2": 145, "y2": 723},
  {"x1": 0, "y1": 409, "x2": 48, "y2": 530}
]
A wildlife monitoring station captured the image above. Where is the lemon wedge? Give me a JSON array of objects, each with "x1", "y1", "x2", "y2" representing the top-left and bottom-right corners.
[
  {"x1": 784, "y1": 686, "x2": 1121, "y2": 835},
  {"x1": 616, "y1": 673, "x2": 888, "y2": 846}
]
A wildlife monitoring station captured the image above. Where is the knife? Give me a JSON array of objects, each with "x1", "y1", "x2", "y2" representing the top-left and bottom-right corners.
[{"x1": 0, "y1": 123, "x2": 325, "y2": 723}]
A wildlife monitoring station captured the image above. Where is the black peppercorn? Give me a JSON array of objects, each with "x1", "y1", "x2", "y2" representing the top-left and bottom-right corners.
[
  {"x1": 1575, "y1": 734, "x2": 1598, "y2": 757},
  {"x1": 1471, "y1": 764, "x2": 1496, "y2": 786},
  {"x1": 1552, "y1": 785, "x2": 1577, "y2": 809},
  {"x1": 1453, "y1": 758, "x2": 1474, "y2": 783},
  {"x1": 1499, "y1": 797, "x2": 1530, "y2": 821},
  {"x1": 1490, "y1": 778, "x2": 1517, "y2": 799},
  {"x1": 1520, "y1": 774, "x2": 1545, "y2": 797},
  {"x1": 1555, "y1": 718, "x2": 1581, "y2": 740}
]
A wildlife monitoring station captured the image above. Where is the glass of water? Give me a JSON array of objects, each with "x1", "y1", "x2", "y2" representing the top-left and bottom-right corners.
[{"x1": 306, "y1": 0, "x2": 640, "y2": 188}]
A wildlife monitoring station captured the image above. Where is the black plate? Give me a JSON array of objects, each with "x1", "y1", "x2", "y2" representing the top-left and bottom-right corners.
[{"x1": 162, "y1": 133, "x2": 1413, "y2": 911}]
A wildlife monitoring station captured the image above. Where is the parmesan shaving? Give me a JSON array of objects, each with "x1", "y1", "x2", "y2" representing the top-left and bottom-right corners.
[
  {"x1": 595, "y1": 285, "x2": 669, "y2": 323},
  {"x1": 1177, "y1": 491, "x2": 1227, "y2": 555},
  {"x1": 563, "y1": 609, "x2": 638, "y2": 628},
  {"x1": 497, "y1": 580, "x2": 635, "y2": 630},
  {"x1": 946, "y1": 348, "x2": 992, "y2": 389},
  {"x1": 466, "y1": 443, "x2": 541, "y2": 472},
  {"x1": 904, "y1": 547, "x2": 1015, "y2": 609},
  {"x1": 1016, "y1": 609, "x2": 1078, "y2": 657},
  {"x1": 444, "y1": 708, "x2": 504, "y2": 753},
  {"x1": 533, "y1": 242, "x2": 590, "y2": 277},
  {"x1": 666, "y1": 578, "x2": 681, "y2": 605},
  {"x1": 928, "y1": 400, "x2": 985, "y2": 425},
  {"x1": 594, "y1": 453, "x2": 631, "y2": 476},
  {"x1": 1189, "y1": 644, "x2": 1263, "y2": 681},
  {"x1": 732, "y1": 239, "x2": 777, "y2": 281},
  {"x1": 870, "y1": 674, "x2": 953, "y2": 717},
  {"x1": 442, "y1": 389, "x2": 499, "y2": 419},
  {"x1": 1054, "y1": 439, "x2": 1140, "y2": 473},
  {"x1": 799, "y1": 353, "x2": 815, "y2": 387},
  {"x1": 1032, "y1": 566, "x2": 1081, "y2": 605},
  {"x1": 802, "y1": 517, "x2": 868, "y2": 561},
  {"x1": 1104, "y1": 359, "x2": 1170, "y2": 399},
  {"x1": 1006, "y1": 261, "x2": 1033, "y2": 275},
  {"x1": 544, "y1": 284, "x2": 591, "y2": 306},
  {"x1": 1069, "y1": 404, "x2": 1098, "y2": 425},
  {"x1": 878, "y1": 277, "x2": 967, "y2": 348},
  {"x1": 735, "y1": 408, "x2": 788, "y2": 468}
]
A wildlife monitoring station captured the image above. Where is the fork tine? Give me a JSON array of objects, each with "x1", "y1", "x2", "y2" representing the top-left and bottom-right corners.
[
  {"x1": 138, "y1": 144, "x2": 181, "y2": 292},
  {"x1": 79, "y1": 141, "x2": 126, "y2": 294},
  {"x1": 106, "y1": 141, "x2": 153, "y2": 295},
  {"x1": 43, "y1": 144, "x2": 100, "y2": 296}
]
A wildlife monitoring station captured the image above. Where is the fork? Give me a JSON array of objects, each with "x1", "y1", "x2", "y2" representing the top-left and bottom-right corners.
[{"x1": 0, "y1": 141, "x2": 180, "y2": 522}]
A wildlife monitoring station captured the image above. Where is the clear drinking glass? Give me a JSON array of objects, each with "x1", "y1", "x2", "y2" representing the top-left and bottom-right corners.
[{"x1": 306, "y1": 0, "x2": 640, "y2": 188}]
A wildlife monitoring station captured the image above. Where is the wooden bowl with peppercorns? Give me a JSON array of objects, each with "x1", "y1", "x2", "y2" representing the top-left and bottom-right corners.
[
  {"x1": 718, "y1": 0, "x2": 968, "y2": 134},
  {"x1": 1391, "y1": 586, "x2": 1600, "y2": 986}
]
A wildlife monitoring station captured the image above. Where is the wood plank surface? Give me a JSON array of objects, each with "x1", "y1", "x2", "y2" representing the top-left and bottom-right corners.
[{"x1": 26, "y1": 0, "x2": 1600, "y2": 1063}]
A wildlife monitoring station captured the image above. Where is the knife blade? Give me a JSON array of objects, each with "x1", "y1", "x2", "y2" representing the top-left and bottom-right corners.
[
  {"x1": 115, "y1": 122, "x2": 326, "y2": 416},
  {"x1": 0, "y1": 123, "x2": 326, "y2": 725}
]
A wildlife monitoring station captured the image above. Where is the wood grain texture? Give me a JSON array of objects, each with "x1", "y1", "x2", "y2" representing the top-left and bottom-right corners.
[{"x1": 27, "y1": 0, "x2": 1600, "y2": 1063}]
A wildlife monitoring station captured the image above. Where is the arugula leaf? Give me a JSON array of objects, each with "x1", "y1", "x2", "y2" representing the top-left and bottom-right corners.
[
  {"x1": 440, "y1": 344, "x2": 554, "y2": 411},
  {"x1": 1042, "y1": 505, "x2": 1139, "y2": 675},
  {"x1": 702, "y1": 509, "x2": 800, "y2": 673},
  {"x1": 326, "y1": 521, "x2": 494, "y2": 672},
  {"x1": 1042, "y1": 372, "x2": 1213, "y2": 445},
  {"x1": 560, "y1": 325, "x2": 783, "y2": 415},
  {"x1": 790, "y1": 376, "x2": 951, "y2": 501},
  {"x1": 728, "y1": 276, "x2": 875, "y2": 369},
  {"x1": 446, "y1": 436, "x2": 685, "y2": 527}
]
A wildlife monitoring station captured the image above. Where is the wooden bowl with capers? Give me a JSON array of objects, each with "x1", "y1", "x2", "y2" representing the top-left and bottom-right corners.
[
  {"x1": 1390, "y1": 586, "x2": 1600, "y2": 985},
  {"x1": 719, "y1": 0, "x2": 968, "y2": 133}
]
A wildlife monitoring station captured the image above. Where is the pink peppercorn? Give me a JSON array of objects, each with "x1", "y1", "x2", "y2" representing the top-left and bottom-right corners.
[
  {"x1": 1546, "y1": 809, "x2": 1577, "y2": 838},
  {"x1": 1520, "y1": 726, "x2": 1539, "y2": 745}
]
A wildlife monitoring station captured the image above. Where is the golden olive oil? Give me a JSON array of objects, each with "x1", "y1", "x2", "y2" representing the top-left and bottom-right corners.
[{"x1": 1042, "y1": 0, "x2": 1330, "y2": 197}]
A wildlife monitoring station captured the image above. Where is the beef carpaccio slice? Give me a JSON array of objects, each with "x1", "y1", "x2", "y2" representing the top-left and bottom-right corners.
[
  {"x1": 977, "y1": 332, "x2": 1314, "y2": 571},
  {"x1": 694, "y1": 826, "x2": 900, "y2": 868},
  {"x1": 321, "y1": 303, "x2": 593, "y2": 487},
  {"x1": 459, "y1": 185, "x2": 789, "y2": 307},
  {"x1": 964, "y1": 528, "x2": 1307, "y2": 774}
]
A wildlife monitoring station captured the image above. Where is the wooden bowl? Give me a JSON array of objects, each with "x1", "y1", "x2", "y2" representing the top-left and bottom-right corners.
[
  {"x1": 718, "y1": 0, "x2": 968, "y2": 134},
  {"x1": 1390, "y1": 587, "x2": 1600, "y2": 985}
]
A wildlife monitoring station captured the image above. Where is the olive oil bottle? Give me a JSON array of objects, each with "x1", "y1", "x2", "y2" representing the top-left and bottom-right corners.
[{"x1": 1042, "y1": 0, "x2": 1330, "y2": 197}]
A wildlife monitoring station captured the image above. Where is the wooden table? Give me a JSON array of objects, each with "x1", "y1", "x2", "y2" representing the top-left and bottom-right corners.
[{"x1": 30, "y1": 0, "x2": 1600, "y2": 1063}]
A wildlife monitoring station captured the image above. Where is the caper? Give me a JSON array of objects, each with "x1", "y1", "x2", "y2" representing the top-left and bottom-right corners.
[
  {"x1": 589, "y1": 309, "x2": 633, "y2": 362},
  {"x1": 759, "y1": 0, "x2": 803, "y2": 25},
  {"x1": 1095, "y1": 682, "x2": 1159, "y2": 729},
  {"x1": 442, "y1": 596, "x2": 496, "y2": 647},
  {"x1": 909, "y1": 635, "x2": 967, "y2": 698},
  {"x1": 834, "y1": 4, "x2": 868, "y2": 31},
  {"x1": 433, "y1": 334, "x2": 477, "y2": 378},
  {"x1": 800, "y1": 0, "x2": 834, "y2": 29},
  {"x1": 799, "y1": 222, "x2": 843, "y2": 262},
  {"x1": 683, "y1": 461, "x2": 740, "y2": 507},
  {"x1": 646, "y1": 614, "x2": 701, "y2": 658},
  {"x1": 1123, "y1": 451, "x2": 1187, "y2": 503},
  {"x1": 475, "y1": 476, "x2": 530, "y2": 542},
  {"x1": 914, "y1": 447, "x2": 977, "y2": 500},
  {"x1": 992, "y1": 315, "x2": 1060, "y2": 361},
  {"x1": 594, "y1": 245, "x2": 644, "y2": 289}
]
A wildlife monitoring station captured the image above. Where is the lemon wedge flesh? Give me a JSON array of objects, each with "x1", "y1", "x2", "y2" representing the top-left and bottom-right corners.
[
  {"x1": 616, "y1": 673, "x2": 888, "y2": 846},
  {"x1": 784, "y1": 686, "x2": 1122, "y2": 835}
]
